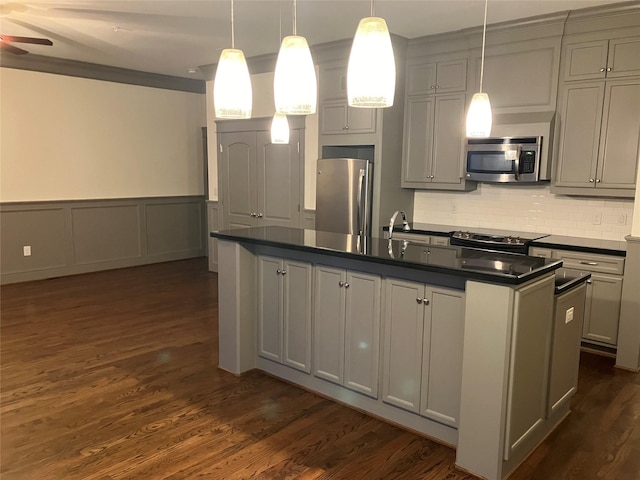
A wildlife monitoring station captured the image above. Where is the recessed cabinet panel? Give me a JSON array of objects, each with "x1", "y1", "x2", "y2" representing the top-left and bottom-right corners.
[
  {"x1": 563, "y1": 40, "x2": 609, "y2": 81},
  {"x1": 321, "y1": 102, "x2": 348, "y2": 135},
  {"x1": 435, "y1": 59, "x2": 467, "y2": 94},
  {"x1": 407, "y1": 62, "x2": 436, "y2": 96},
  {"x1": 258, "y1": 255, "x2": 283, "y2": 362},
  {"x1": 431, "y1": 95, "x2": 465, "y2": 185},
  {"x1": 608, "y1": 37, "x2": 640, "y2": 79},
  {"x1": 402, "y1": 96, "x2": 434, "y2": 186},
  {"x1": 320, "y1": 63, "x2": 348, "y2": 101},
  {"x1": 583, "y1": 273, "x2": 623, "y2": 345},
  {"x1": 344, "y1": 271, "x2": 381, "y2": 397},
  {"x1": 282, "y1": 260, "x2": 313, "y2": 373},
  {"x1": 347, "y1": 107, "x2": 377, "y2": 133},
  {"x1": 597, "y1": 80, "x2": 640, "y2": 189},
  {"x1": 555, "y1": 82, "x2": 604, "y2": 187},
  {"x1": 224, "y1": 133, "x2": 257, "y2": 227}
]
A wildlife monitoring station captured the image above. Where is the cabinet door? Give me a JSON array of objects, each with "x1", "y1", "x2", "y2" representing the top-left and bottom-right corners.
[
  {"x1": 555, "y1": 82, "x2": 605, "y2": 187},
  {"x1": 320, "y1": 101, "x2": 348, "y2": 135},
  {"x1": 406, "y1": 62, "x2": 436, "y2": 96},
  {"x1": 320, "y1": 62, "x2": 347, "y2": 101},
  {"x1": 221, "y1": 131, "x2": 258, "y2": 229},
  {"x1": 431, "y1": 94, "x2": 465, "y2": 186},
  {"x1": 346, "y1": 106, "x2": 377, "y2": 134},
  {"x1": 608, "y1": 37, "x2": 640, "y2": 79},
  {"x1": 435, "y1": 59, "x2": 467, "y2": 93},
  {"x1": 402, "y1": 96, "x2": 434, "y2": 187},
  {"x1": 420, "y1": 287, "x2": 465, "y2": 427},
  {"x1": 382, "y1": 278, "x2": 425, "y2": 413},
  {"x1": 583, "y1": 273, "x2": 623, "y2": 345},
  {"x1": 596, "y1": 79, "x2": 640, "y2": 189},
  {"x1": 313, "y1": 266, "x2": 346, "y2": 385},
  {"x1": 282, "y1": 259, "x2": 313, "y2": 373},
  {"x1": 563, "y1": 40, "x2": 609, "y2": 81},
  {"x1": 256, "y1": 130, "x2": 302, "y2": 227},
  {"x1": 344, "y1": 271, "x2": 381, "y2": 398},
  {"x1": 257, "y1": 256, "x2": 282, "y2": 362}
]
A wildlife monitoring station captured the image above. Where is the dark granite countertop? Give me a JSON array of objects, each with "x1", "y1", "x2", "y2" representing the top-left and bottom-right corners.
[
  {"x1": 530, "y1": 235, "x2": 627, "y2": 257},
  {"x1": 211, "y1": 226, "x2": 562, "y2": 286}
]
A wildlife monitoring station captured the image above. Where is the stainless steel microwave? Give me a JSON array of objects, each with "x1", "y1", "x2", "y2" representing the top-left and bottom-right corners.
[{"x1": 464, "y1": 136, "x2": 544, "y2": 183}]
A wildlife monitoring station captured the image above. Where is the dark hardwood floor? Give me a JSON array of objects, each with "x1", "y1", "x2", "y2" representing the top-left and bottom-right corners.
[{"x1": 1, "y1": 258, "x2": 638, "y2": 479}]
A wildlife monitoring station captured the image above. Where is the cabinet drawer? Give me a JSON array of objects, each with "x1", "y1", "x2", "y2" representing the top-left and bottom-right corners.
[
  {"x1": 529, "y1": 247, "x2": 553, "y2": 258},
  {"x1": 554, "y1": 251, "x2": 624, "y2": 275}
]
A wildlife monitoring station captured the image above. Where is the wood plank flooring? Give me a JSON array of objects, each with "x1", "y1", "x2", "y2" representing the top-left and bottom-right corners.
[{"x1": 1, "y1": 258, "x2": 638, "y2": 479}]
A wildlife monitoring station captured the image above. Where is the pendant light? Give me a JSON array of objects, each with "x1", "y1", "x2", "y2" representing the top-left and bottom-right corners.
[
  {"x1": 273, "y1": 0, "x2": 317, "y2": 115},
  {"x1": 466, "y1": 0, "x2": 492, "y2": 137},
  {"x1": 214, "y1": 0, "x2": 252, "y2": 119},
  {"x1": 347, "y1": 0, "x2": 395, "y2": 108},
  {"x1": 271, "y1": 7, "x2": 289, "y2": 144},
  {"x1": 271, "y1": 113, "x2": 290, "y2": 144}
]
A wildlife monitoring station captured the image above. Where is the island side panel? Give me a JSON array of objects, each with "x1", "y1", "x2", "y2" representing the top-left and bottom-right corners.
[
  {"x1": 218, "y1": 239, "x2": 257, "y2": 374},
  {"x1": 456, "y1": 280, "x2": 515, "y2": 480}
]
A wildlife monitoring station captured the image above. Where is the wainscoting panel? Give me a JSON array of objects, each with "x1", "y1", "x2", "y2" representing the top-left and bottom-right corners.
[
  {"x1": 0, "y1": 207, "x2": 67, "y2": 274},
  {"x1": 0, "y1": 196, "x2": 205, "y2": 284},
  {"x1": 146, "y1": 201, "x2": 203, "y2": 256},
  {"x1": 72, "y1": 204, "x2": 142, "y2": 265},
  {"x1": 207, "y1": 201, "x2": 219, "y2": 272}
]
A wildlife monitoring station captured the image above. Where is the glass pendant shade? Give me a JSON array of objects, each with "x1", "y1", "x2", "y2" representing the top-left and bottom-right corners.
[
  {"x1": 274, "y1": 35, "x2": 317, "y2": 115},
  {"x1": 214, "y1": 48, "x2": 252, "y2": 119},
  {"x1": 271, "y1": 113, "x2": 290, "y2": 144},
  {"x1": 347, "y1": 17, "x2": 396, "y2": 108},
  {"x1": 466, "y1": 92, "x2": 492, "y2": 137}
]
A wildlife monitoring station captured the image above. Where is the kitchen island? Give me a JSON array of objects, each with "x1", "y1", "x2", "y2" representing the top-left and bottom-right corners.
[{"x1": 211, "y1": 226, "x2": 576, "y2": 480}]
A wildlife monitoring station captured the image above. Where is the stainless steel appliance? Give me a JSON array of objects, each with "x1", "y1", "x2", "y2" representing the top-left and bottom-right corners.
[
  {"x1": 465, "y1": 136, "x2": 544, "y2": 183},
  {"x1": 450, "y1": 229, "x2": 549, "y2": 254},
  {"x1": 315, "y1": 158, "x2": 373, "y2": 236}
]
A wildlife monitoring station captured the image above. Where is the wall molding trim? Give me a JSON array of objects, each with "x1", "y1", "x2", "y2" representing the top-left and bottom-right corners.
[{"x1": 0, "y1": 196, "x2": 206, "y2": 284}]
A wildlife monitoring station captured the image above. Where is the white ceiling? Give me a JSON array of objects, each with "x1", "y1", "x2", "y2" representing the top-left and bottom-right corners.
[{"x1": 0, "y1": 0, "x2": 623, "y2": 79}]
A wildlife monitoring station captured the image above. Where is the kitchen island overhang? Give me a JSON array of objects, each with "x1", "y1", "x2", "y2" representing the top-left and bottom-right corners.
[{"x1": 211, "y1": 226, "x2": 572, "y2": 480}]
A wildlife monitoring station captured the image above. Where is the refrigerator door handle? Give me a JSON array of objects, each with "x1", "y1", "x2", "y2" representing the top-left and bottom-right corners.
[{"x1": 357, "y1": 168, "x2": 366, "y2": 236}]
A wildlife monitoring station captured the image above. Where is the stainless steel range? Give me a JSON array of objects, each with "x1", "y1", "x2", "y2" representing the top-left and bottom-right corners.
[{"x1": 450, "y1": 229, "x2": 549, "y2": 254}]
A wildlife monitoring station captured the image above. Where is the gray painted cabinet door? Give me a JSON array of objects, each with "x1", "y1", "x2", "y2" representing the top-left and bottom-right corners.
[
  {"x1": 344, "y1": 271, "x2": 381, "y2": 398},
  {"x1": 563, "y1": 40, "x2": 609, "y2": 82},
  {"x1": 256, "y1": 130, "x2": 302, "y2": 227},
  {"x1": 313, "y1": 265, "x2": 346, "y2": 385},
  {"x1": 282, "y1": 259, "x2": 313, "y2": 373},
  {"x1": 382, "y1": 278, "x2": 425, "y2": 413},
  {"x1": 431, "y1": 94, "x2": 465, "y2": 185},
  {"x1": 257, "y1": 255, "x2": 283, "y2": 362},
  {"x1": 402, "y1": 96, "x2": 434, "y2": 187},
  {"x1": 420, "y1": 287, "x2": 465, "y2": 427},
  {"x1": 583, "y1": 273, "x2": 623, "y2": 345},
  {"x1": 221, "y1": 131, "x2": 258, "y2": 229}
]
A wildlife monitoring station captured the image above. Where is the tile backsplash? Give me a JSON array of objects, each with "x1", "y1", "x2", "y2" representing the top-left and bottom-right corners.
[{"x1": 413, "y1": 184, "x2": 634, "y2": 241}]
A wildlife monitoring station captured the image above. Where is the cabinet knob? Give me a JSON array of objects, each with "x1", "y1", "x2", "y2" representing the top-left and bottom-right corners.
[
  {"x1": 589, "y1": 178, "x2": 595, "y2": 183},
  {"x1": 600, "y1": 67, "x2": 606, "y2": 72},
  {"x1": 606, "y1": 67, "x2": 612, "y2": 72},
  {"x1": 344, "y1": 125, "x2": 350, "y2": 131},
  {"x1": 430, "y1": 85, "x2": 435, "y2": 89},
  {"x1": 281, "y1": 270, "x2": 287, "y2": 275},
  {"x1": 257, "y1": 213, "x2": 263, "y2": 218},
  {"x1": 430, "y1": 175, "x2": 435, "y2": 179},
  {"x1": 586, "y1": 279, "x2": 592, "y2": 284},
  {"x1": 417, "y1": 297, "x2": 423, "y2": 304},
  {"x1": 276, "y1": 268, "x2": 282, "y2": 274},
  {"x1": 344, "y1": 283, "x2": 350, "y2": 289},
  {"x1": 423, "y1": 299, "x2": 430, "y2": 306},
  {"x1": 338, "y1": 281, "x2": 345, "y2": 287},
  {"x1": 596, "y1": 179, "x2": 601, "y2": 183},
  {"x1": 435, "y1": 85, "x2": 440, "y2": 89}
]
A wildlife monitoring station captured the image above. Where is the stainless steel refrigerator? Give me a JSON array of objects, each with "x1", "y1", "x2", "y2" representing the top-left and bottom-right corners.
[{"x1": 315, "y1": 158, "x2": 373, "y2": 237}]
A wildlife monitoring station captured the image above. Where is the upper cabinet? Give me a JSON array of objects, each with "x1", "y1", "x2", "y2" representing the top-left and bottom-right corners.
[
  {"x1": 318, "y1": 61, "x2": 377, "y2": 136},
  {"x1": 563, "y1": 36, "x2": 640, "y2": 81},
  {"x1": 401, "y1": 55, "x2": 474, "y2": 191}
]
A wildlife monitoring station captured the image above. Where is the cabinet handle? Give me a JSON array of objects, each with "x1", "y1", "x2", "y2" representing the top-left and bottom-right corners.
[
  {"x1": 435, "y1": 85, "x2": 440, "y2": 89},
  {"x1": 257, "y1": 213, "x2": 263, "y2": 218},
  {"x1": 423, "y1": 299, "x2": 430, "y2": 306},
  {"x1": 281, "y1": 270, "x2": 287, "y2": 275},
  {"x1": 606, "y1": 67, "x2": 612, "y2": 72},
  {"x1": 417, "y1": 297, "x2": 423, "y2": 304},
  {"x1": 338, "y1": 281, "x2": 345, "y2": 287},
  {"x1": 589, "y1": 178, "x2": 595, "y2": 183},
  {"x1": 586, "y1": 279, "x2": 592, "y2": 284},
  {"x1": 596, "y1": 179, "x2": 601, "y2": 183},
  {"x1": 579, "y1": 261, "x2": 598, "y2": 266},
  {"x1": 276, "y1": 268, "x2": 282, "y2": 274},
  {"x1": 600, "y1": 67, "x2": 606, "y2": 72},
  {"x1": 344, "y1": 283, "x2": 350, "y2": 289},
  {"x1": 430, "y1": 85, "x2": 435, "y2": 89},
  {"x1": 344, "y1": 125, "x2": 350, "y2": 131},
  {"x1": 430, "y1": 175, "x2": 435, "y2": 179}
]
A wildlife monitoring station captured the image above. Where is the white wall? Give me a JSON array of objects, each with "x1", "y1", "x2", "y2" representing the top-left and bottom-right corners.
[
  {"x1": 206, "y1": 70, "x2": 319, "y2": 209},
  {"x1": 633, "y1": 155, "x2": 640, "y2": 237},
  {"x1": 414, "y1": 184, "x2": 634, "y2": 241},
  {"x1": 0, "y1": 68, "x2": 206, "y2": 202}
]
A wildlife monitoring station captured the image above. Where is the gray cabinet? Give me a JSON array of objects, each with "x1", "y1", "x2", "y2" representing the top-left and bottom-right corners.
[
  {"x1": 401, "y1": 93, "x2": 468, "y2": 189},
  {"x1": 406, "y1": 59, "x2": 467, "y2": 96},
  {"x1": 382, "y1": 278, "x2": 465, "y2": 427},
  {"x1": 258, "y1": 255, "x2": 312, "y2": 373},
  {"x1": 313, "y1": 265, "x2": 381, "y2": 398},
  {"x1": 318, "y1": 61, "x2": 376, "y2": 135},
  {"x1": 563, "y1": 36, "x2": 640, "y2": 82},
  {"x1": 218, "y1": 121, "x2": 303, "y2": 229},
  {"x1": 555, "y1": 78, "x2": 640, "y2": 194}
]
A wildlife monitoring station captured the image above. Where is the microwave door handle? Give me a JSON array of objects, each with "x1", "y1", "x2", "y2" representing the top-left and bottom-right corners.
[{"x1": 514, "y1": 147, "x2": 521, "y2": 180}]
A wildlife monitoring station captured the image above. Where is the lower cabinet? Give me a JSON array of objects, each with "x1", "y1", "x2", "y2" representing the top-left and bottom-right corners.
[
  {"x1": 257, "y1": 255, "x2": 312, "y2": 373},
  {"x1": 583, "y1": 273, "x2": 623, "y2": 345},
  {"x1": 382, "y1": 278, "x2": 465, "y2": 427},
  {"x1": 313, "y1": 265, "x2": 381, "y2": 398}
]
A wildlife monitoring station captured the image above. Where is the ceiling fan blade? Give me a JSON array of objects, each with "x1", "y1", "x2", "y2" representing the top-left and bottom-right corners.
[
  {"x1": 0, "y1": 35, "x2": 52, "y2": 46},
  {"x1": 0, "y1": 41, "x2": 29, "y2": 55}
]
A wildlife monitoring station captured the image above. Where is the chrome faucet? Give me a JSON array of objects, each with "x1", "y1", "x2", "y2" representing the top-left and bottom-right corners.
[{"x1": 388, "y1": 210, "x2": 410, "y2": 239}]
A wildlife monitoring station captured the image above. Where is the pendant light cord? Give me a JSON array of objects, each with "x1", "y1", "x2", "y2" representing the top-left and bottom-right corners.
[
  {"x1": 371, "y1": 0, "x2": 374, "y2": 17},
  {"x1": 479, "y1": 0, "x2": 488, "y2": 93},
  {"x1": 293, "y1": 0, "x2": 297, "y2": 36},
  {"x1": 231, "y1": 0, "x2": 235, "y2": 48}
]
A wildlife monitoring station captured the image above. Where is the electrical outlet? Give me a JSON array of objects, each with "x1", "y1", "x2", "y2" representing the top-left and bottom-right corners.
[
  {"x1": 565, "y1": 306, "x2": 574, "y2": 324},
  {"x1": 618, "y1": 214, "x2": 628, "y2": 225},
  {"x1": 23, "y1": 245, "x2": 31, "y2": 257},
  {"x1": 592, "y1": 212, "x2": 602, "y2": 225},
  {"x1": 451, "y1": 204, "x2": 457, "y2": 215}
]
